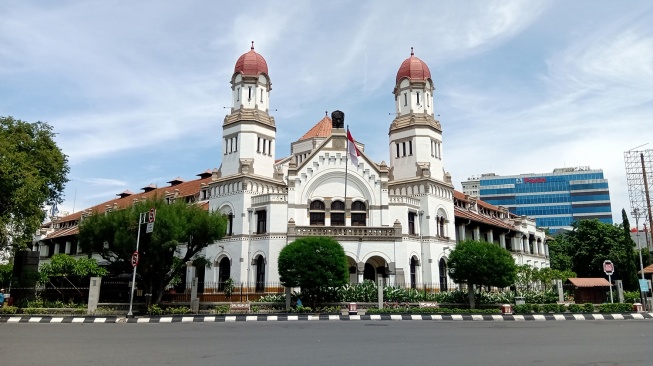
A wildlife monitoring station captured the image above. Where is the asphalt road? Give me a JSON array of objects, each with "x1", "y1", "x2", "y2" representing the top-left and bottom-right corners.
[{"x1": 2, "y1": 321, "x2": 652, "y2": 366}]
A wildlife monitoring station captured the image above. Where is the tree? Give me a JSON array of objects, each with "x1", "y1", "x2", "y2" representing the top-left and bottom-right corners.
[
  {"x1": 549, "y1": 218, "x2": 639, "y2": 290},
  {"x1": 0, "y1": 116, "x2": 69, "y2": 253},
  {"x1": 447, "y1": 240, "x2": 517, "y2": 308},
  {"x1": 39, "y1": 254, "x2": 108, "y2": 279},
  {"x1": 278, "y1": 236, "x2": 348, "y2": 308},
  {"x1": 78, "y1": 197, "x2": 227, "y2": 304}
]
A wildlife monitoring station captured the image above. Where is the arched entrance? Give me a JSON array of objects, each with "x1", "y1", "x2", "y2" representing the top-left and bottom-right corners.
[{"x1": 363, "y1": 256, "x2": 388, "y2": 285}]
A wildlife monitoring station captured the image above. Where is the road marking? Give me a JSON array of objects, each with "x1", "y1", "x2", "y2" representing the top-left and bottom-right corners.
[
  {"x1": 246, "y1": 316, "x2": 258, "y2": 321},
  {"x1": 8, "y1": 317, "x2": 21, "y2": 323},
  {"x1": 287, "y1": 315, "x2": 299, "y2": 321},
  {"x1": 328, "y1": 315, "x2": 339, "y2": 321},
  {"x1": 137, "y1": 318, "x2": 150, "y2": 323},
  {"x1": 553, "y1": 314, "x2": 565, "y2": 321},
  {"x1": 390, "y1": 315, "x2": 402, "y2": 320},
  {"x1": 612, "y1": 314, "x2": 624, "y2": 320},
  {"x1": 204, "y1": 316, "x2": 215, "y2": 322},
  {"x1": 51, "y1": 317, "x2": 64, "y2": 323},
  {"x1": 160, "y1": 317, "x2": 173, "y2": 323},
  {"x1": 592, "y1": 314, "x2": 604, "y2": 320},
  {"x1": 492, "y1": 315, "x2": 503, "y2": 321},
  {"x1": 225, "y1": 316, "x2": 237, "y2": 322},
  {"x1": 94, "y1": 318, "x2": 106, "y2": 323},
  {"x1": 307, "y1": 315, "x2": 320, "y2": 321},
  {"x1": 181, "y1": 316, "x2": 194, "y2": 323},
  {"x1": 472, "y1": 315, "x2": 484, "y2": 321},
  {"x1": 72, "y1": 318, "x2": 85, "y2": 323},
  {"x1": 411, "y1": 315, "x2": 421, "y2": 320},
  {"x1": 451, "y1": 315, "x2": 463, "y2": 321},
  {"x1": 632, "y1": 313, "x2": 644, "y2": 319},
  {"x1": 513, "y1": 315, "x2": 525, "y2": 321},
  {"x1": 369, "y1": 315, "x2": 381, "y2": 320},
  {"x1": 28, "y1": 317, "x2": 42, "y2": 323},
  {"x1": 268, "y1": 316, "x2": 278, "y2": 321},
  {"x1": 533, "y1": 315, "x2": 546, "y2": 321},
  {"x1": 431, "y1": 315, "x2": 443, "y2": 320},
  {"x1": 573, "y1": 314, "x2": 585, "y2": 320},
  {"x1": 349, "y1": 315, "x2": 361, "y2": 320}
]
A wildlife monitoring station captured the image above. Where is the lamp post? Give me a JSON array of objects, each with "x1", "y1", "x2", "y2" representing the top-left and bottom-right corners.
[{"x1": 633, "y1": 209, "x2": 646, "y2": 308}]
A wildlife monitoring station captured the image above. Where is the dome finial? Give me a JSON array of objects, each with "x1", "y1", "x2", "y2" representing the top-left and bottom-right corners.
[
  {"x1": 325, "y1": 110, "x2": 328, "y2": 117},
  {"x1": 251, "y1": 41, "x2": 255, "y2": 50},
  {"x1": 410, "y1": 47, "x2": 414, "y2": 56}
]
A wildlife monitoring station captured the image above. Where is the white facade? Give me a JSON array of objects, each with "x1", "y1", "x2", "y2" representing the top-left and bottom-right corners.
[{"x1": 203, "y1": 48, "x2": 457, "y2": 288}]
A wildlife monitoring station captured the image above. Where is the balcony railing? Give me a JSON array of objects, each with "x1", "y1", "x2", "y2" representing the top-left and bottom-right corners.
[
  {"x1": 288, "y1": 224, "x2": 400, "y2": 240},
  {"x1": 251, "y1": 194, "x2": 288, "y2": 205}
]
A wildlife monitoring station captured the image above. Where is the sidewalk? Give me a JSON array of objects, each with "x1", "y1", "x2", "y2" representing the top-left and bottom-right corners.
[{"x1": 2, "y1": 312, "x2": 653, "y2": 324}]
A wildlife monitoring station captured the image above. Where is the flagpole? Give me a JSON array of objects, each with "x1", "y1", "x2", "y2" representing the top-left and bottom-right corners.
[{"x1": 344, "y1": 125, "x2": 349, "y2": 212}]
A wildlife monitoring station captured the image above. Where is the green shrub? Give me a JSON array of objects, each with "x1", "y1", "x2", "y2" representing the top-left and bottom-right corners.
[
  {"x1": 541, "y1": 303, "x2": 561, "y2": 313},
  {"x1": 215, "y1": 305, "x2": 229, "y2": 314},
  {"x1": 513, "y1": 304, "x2": 532, "y2": 314},
  {"x1": 582, "y1": 303, "x2": 595, "y2": 313},
  {"x1": 568, "y1": 304, "x2": 581, "y2": 313},
  {"x1": 530, "y1": 304, "x2": 541, "y2": 313},
  {"x1": 0, "y1": 306, "x2": 18, "y2": 314},
  {"x1": 599, "y1": 303, "x2": 633, "y2": 313},
  {"x1": 623, "y1": 291, "x2": 641, "y2": 303},
  {"x1": 148, "y1": 304, "x2": 163, "y2": 316},
  {"x1": 253, "y1": 294, "x2": 285, "y2": 303},
  {"x1": 167, "y1": 306, "x2": 191, "y2": 315}
]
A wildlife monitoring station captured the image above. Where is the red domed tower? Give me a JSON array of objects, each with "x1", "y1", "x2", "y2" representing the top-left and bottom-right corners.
[
  {"x1": 222, "y1": 42, "x2": 277, "y2": 178},
  {"x1": 388, "y1": 48, "x2": 446, "y2": 183}
]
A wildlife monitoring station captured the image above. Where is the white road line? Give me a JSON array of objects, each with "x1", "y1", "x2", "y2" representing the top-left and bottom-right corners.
[
  {"x1": 160, "y1": 317, "x2": 173, "y2": 323},
  {"x1": 612, "y1": 314, "x2": 624, "y2": 320},
  {"x1": 28, "y1": 317, "x2": 42, "y2": 323},
  {"x1": 137, "y1": 318, "x2": 150, "y2": 323},
  {"x1": 573, "y1": 314, "x2": 585, "y2": 320},
  {"x1": 491, "y1": 315, "x2": 504, "y2": 321},
  {"x1": 181, "y1": 316, "x2": 194, "y2": 323},
  {"x1": 513, "y1": 315, "x2": 525, "y2": 321},
  {"x1": 71, "y1": 318, "x2": 85, "y2": 323},
  {"x1": 553, "y1": 314, "x2": 566, "y2": 321},
  {"x1": 533, "y1": 315, "x2": 546, "y2": 321},
  {"x1": 93, "y1": 318, "x2": 107, "y2": 323},
  {"x1": 204, "y1": 316, "x2": 216, "y2": 322},
  {"x1": 451, "y1": 315, "x2": 463, "y2": 321}
]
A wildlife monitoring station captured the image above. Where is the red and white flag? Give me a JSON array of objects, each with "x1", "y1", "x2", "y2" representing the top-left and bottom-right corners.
[{"x1": 347, "y1": 128, "x2": 360, "y2": 166}]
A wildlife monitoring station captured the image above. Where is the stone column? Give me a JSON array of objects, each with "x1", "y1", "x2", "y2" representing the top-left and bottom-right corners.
[
  {"x1": 499, "y1": 233, "x2": 506, "y2": 249},
  {"x1": 473, "y1": 226, "x2": 480, "y2": 241},
  {"x1": 487, "y1": 230, "x2": 494, "y2": 244},
  {"x1": 458, "y1": 225, "x2": 466, "y2": 242}
]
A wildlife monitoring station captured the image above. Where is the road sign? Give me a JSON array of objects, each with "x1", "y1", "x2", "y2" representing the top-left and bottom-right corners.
[
  {"x1": 603, "y1": 260, "x2": 614, "y2": 275},
  {"x1": 148, "y1": 208, "x2": 156, "y2": 223},
  {"x1": 640, "y1": 279, "x2": 649, "y2": 292},
  {"x1": 146, "y1": 222, "x2": 154, "y2": 233},
  {"x1": 131, "y1": 251, "x2": 139, "y2": 268}
]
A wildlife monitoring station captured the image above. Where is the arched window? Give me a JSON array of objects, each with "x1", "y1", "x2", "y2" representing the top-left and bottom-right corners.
[
  {"x1": 331, "y1": 200, "x2": 345, "y2": 226},
  {"x1": 351, "y1": 201, "x2": 366, "y2": 226},
  {"x1": 439, "y1": 217, "x2": 445, "y2": 238},
  {"x1": 439, "y1": 258, "x2": 448, "y2": 292},
  {"x1": 309, "y1": 200, "x2": 325, "y2": 225},
  {"x1": 363, "y1": 263, "x2": 376, "y2": 282},
  {"x1": 410, "y1": 257, "x2": 418, "y2": 289},
  {"x1": 255, "y1": 256, "x2": 265, "y2": 292}
]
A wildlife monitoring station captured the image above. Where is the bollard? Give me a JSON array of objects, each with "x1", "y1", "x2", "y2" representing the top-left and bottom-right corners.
[
  {"x1": 348, "y1": 302, "x2": 358, "y2": 315},
  {"x1": 501, "y1": 304, "x2": 512, "y2": 314}
]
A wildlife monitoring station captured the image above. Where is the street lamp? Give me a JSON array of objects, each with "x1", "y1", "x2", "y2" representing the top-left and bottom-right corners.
[{"x1": 632, "y1": 208, "x2": 646, "y2": 308}]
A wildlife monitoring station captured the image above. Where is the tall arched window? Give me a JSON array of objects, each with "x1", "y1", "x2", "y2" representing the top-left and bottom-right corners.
[
  {"x1": 351, "y1": 201, "x2": 366, "y2": 226},
  {"x1": 410, "y1": 257, "x2": 418, "y2": 289},
  {"x1": 218, "y1": 257, "x2": 230, "y2": 291},
  {"x1": 439, "y1": 258, "x2": 448, "y2": 292},
  {"x1": 331, "y1": 200, "x2": 345, "y2": 226},
  {"x1": 439, "y1": 217, "x2": 445, "y2": 237},
  {"x1": 309, "y1": 200, "x2": 325, "y2": 225},
  {"x1": 255, "y1": 256, "x2": 265, "y2": 292}
]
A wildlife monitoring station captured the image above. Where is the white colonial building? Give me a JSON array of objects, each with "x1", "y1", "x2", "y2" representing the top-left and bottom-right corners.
[{"x1": 34, "y1": 44, "x2": 549, "y2": 292}]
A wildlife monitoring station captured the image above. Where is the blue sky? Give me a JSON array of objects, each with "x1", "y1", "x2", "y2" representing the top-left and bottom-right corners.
[{"x1": 2, "y1": 1, "x2": 653, "y2": 225}]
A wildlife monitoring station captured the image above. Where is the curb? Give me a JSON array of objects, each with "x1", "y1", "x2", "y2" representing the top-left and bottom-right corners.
[{"x1": 2, "y1": 312, "x2": 653, "y2": 323}]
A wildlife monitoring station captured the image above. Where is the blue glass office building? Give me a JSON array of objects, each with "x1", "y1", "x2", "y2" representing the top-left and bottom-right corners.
[{"x1": 474, "y1": 167, "x2": 612, "y2": 232}]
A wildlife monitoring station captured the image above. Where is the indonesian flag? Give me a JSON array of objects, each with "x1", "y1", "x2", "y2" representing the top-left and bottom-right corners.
[{"x1": 347, "y1": 128, "x2": 360, "y2": 166}]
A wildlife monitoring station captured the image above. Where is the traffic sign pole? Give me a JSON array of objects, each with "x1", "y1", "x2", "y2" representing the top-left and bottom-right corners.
[
  {"x1": 127, "y1": 212, "x2": 145, "y2": 318},
  {"x1": 603, "y1": 260, "x2": 614, "y2": 304}
]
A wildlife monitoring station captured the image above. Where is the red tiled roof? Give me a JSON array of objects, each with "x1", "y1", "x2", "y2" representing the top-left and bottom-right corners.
[
  {"x1": 640, "y1": 264, "x2": 653, "y2": 274},
  {"x1": 567, "y1": 278, "x2": 611, "y2": 287},
  {"x1": 454, "y1": 206, "x2": 513, "y2": 230},
  {"x1": 299, "y1": 116, "x2": 332, "y2": 141},
  {"x1": 396, "y1": 48, "x2": 431, "y2": 84},
  {"x1": 42, "y1": 174, "x2": 212, "y2": 241},
  {"x1": 234, "y1": 42, "x2": 268, "y2": 76}
]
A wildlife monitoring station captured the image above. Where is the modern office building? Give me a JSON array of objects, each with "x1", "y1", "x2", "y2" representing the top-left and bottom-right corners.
[{"x1": 463, "y1": 167, "x2": 613, "y2": 232}]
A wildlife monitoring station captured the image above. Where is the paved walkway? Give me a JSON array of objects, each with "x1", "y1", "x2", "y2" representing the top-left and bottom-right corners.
[{"x1": 2, "y1": 312, "x2": 653, "y2": 323}]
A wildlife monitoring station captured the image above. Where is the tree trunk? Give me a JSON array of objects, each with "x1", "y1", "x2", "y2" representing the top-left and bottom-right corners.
[{"x1": 468, "y1": 283, "x2": 475, "y2": 309}]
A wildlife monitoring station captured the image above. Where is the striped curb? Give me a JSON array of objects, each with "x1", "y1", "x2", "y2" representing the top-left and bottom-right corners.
[{"x1": 2, "y1": 312, "x2": 653, "y2": 324}]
